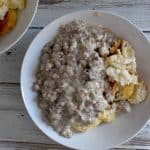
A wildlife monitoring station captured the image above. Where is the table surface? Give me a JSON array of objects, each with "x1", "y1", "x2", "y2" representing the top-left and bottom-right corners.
[{"x1": 0, "y1": 0, "x2": 150, "y2": 149}]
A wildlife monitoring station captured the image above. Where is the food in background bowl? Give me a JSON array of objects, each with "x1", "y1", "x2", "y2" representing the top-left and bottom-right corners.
[
  {"x1": 0, "y1": 0, "x2": 26, "y2": 35},
  {"x1": 33, "y1": 20, "x2": 147, "y2": 138}
]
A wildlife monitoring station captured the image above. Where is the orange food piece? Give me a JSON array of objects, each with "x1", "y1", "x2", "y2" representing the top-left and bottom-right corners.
[
  {"x1": 112, "y1": 83, "x2": 135, "y2": 100},
  {"x1": 119, "y1": 84, "x2": 135, "y2": 99},
  {"x1": 112, "y1": 82, "x2": 120, "y2": 95},
  {"x1": 110, "y1": 39, "x2": 122, "y2": 54},
  {"x1": 0, "y1": 9, "x2": 17, "y2": 35}
]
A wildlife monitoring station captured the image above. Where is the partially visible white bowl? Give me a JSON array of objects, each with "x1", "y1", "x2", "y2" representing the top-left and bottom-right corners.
[
  {"x1": 0, "y1": 0, "x2": 39, "y2": 54},
  {"x1": 21, "y1": 10, "x2": 150, "y2": 150}
]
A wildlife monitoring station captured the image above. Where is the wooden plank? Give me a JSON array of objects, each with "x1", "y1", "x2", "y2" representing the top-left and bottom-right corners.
[
  {"x1": 31, "y1": 1, "x2": 150, "y2": 30},
  {"x1": 0, "y1": 141, "x2": 70, "y2": 150},
  {"x1": 0, "y1": 84, "x2": 150, "y2": 149},
  {"x1": 0, "y1": 29, "x2": 40, "y2": 84},
  {"x1": 39, "y1": 0, "x2": 68, "y2": 5},
  {"x1": 39, "y1": 0, "x2": 150, "y2": 6},
  {"x1": 0, "y1": 30, "x2": 149, "y2": 83},
  {"x1": 0, "y1": 142, "x2": 133, "y2": 150},
  {"x1": 0, "y1": 109, "x2": 53, "y2": 144},
  {"x1": 0, "y1": 83, "x2": 22, "y2": 110},
  {"x1": 0, "y1": 142, "x2": 136, "y2": 150}
]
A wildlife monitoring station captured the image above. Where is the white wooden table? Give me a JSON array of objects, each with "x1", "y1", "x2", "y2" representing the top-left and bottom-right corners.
[{"x1": 0, "y1": 0, "x2": 150, "y2": 149}]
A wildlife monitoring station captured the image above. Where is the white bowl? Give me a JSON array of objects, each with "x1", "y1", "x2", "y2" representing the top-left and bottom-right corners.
[
  {"x1": 21, "y1": 10, "x2": 150, "y2": 150},
  {"x1": 0, "y1": 0, "x2": 39, "y2": 54}
]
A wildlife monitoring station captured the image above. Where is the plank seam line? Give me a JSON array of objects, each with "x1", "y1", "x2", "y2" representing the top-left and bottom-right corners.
[
  {"x1": 39, "y1": 0, "x2": 70, "y2": 5},
  {"x1": 0, "y1": 141, "x2": 64, "y2": 147},
  {"x1": 0, "y1": 82, "x2": 19, "y2": 86},
  {"x1": 29, "y1": 26, "x2": 150, "y2": 33}
]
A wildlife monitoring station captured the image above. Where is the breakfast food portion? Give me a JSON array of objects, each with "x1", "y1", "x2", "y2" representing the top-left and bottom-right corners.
[
  {"x1": 33, "y1": 20, "x2": 147, "y2": 138},
  {"x1": 0, "y1": 0, "x2": 26, "y2": 35}
]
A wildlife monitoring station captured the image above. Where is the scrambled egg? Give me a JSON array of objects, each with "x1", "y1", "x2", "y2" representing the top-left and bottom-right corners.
[
  {"x1": 112, "y1": 83, "x2": 135, "y2": 100},
  {"x1": 105, "y1": 40, "x2": 138, "y2": 86},
  {"x1": 97, "y1": 109, "x2": 116, "y2": 122},
  {"x1": 128, "y1": 80, "x2": 147, "y2": 104},
  {"x1": 72, "y1": 109, "x2": 116, "y2": 132},
  {"x1": 106, "y1": 67, "x2": 137, "y2": 86},
  {"x1": 72, "y1": 118, "x2": 102, "y2": 132}
]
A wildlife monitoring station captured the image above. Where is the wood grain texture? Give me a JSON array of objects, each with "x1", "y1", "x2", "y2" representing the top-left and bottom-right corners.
[
  {"x1": 0, "y1": 0, "x2": 150, "y2": 149},
  {"x1": 0, "y1": 141, "x2": 70, "y2": 150},
  {"x1": 39, "y1": 0, "x2": 150, "y2": 5},
  {"x1": 0, "y1": 84, "x2": 149, "y2": 149},
  {"x1": 32, "y1": 0, "x2": 150, "y2": 30},
  {"x1": 0, "y1": 29, "x2": 40, "y2": 83}
]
